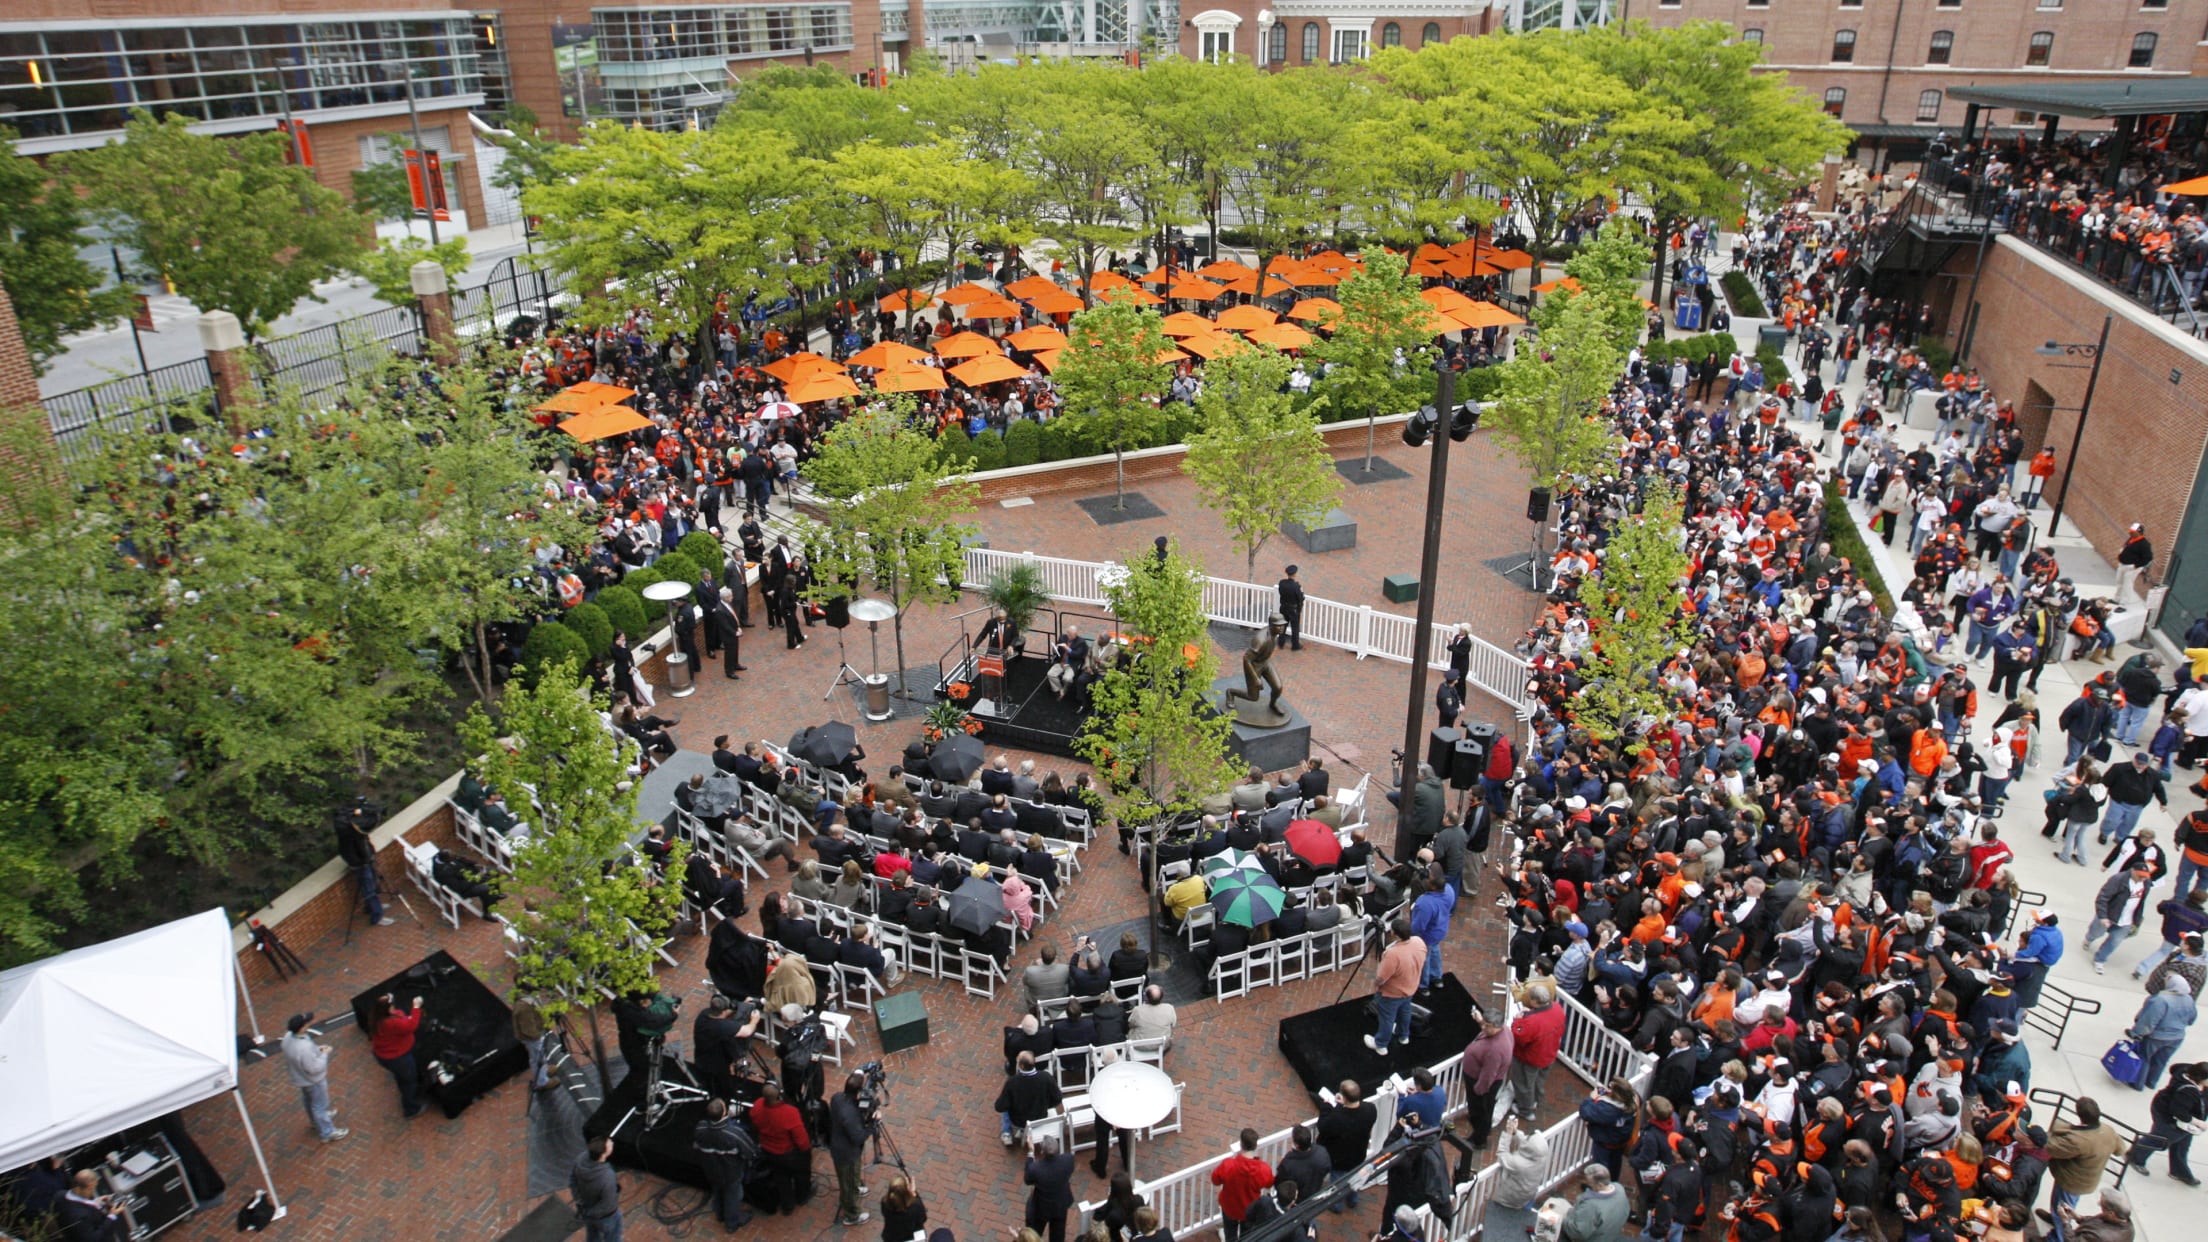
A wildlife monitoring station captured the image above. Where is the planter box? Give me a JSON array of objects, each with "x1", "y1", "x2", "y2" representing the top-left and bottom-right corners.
[
  {"x1": 1285, "y1": 507, "x2": 1357, "y2": 554},
  {"x1": 1382, "y1": 573, "x2": 1419, "y2": 603}
]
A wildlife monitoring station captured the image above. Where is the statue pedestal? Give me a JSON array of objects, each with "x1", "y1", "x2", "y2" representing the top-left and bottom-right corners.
[{"x1": 1210, "y1": 675, "x2": 1311, "y2": 772}]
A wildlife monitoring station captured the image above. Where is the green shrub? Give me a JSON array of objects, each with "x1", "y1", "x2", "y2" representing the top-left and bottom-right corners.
[
  {"x1": 650, "y1": 552, "x2": 699, "y2": 589},
  {"x1": 678, "y1": 530, "x2": 726, "y2": 570},
  {"x1": 565, "y1": 601, "x2": 615, "y2": 659},
  {"x1": 970, "y1": 429, "x2": 1007, "y2": 472},
  {"x1": 1038, "y1": 419, "x2": 1072, "y2": 462},
  {"x1": 1823, "y1": 482, "x2": 1892, "y2": 614},
  {"x1": 621, "y1": 563, "x2": 665, "y2": 592},
  {"x1": 1755, "y1": 347, "x2": 1791, "y2": 386},
  {"x1": 1003, "y1": 418, "x2": 1042, "y2": 467},
  {"x1": 1160, "y1": 404, "x2": 1203, "y2": 446},
  {"x1": 1720, "y1": 270, "x2": 1766, "y2": 318},
  {"x1": 596, "y1": 584, "x2": 651, "y2": 638},
  {"x1": 1919, "y1": 339, "x2": 1956, "y2": 374},
  {"x1": 519, "y1": 621, "x2": 591, "y2": 685},
  {"x1": 938, "y1": 423, "x2": 974, "y2": 469},
  {"x1": 1462, "y1": 367, "x2": 1506, "y2": 402}
]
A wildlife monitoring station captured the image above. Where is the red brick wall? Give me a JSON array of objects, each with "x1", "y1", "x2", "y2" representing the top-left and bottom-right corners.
[
  {"x1": 0, "y1": 283, "x2": 63, "y2": 481},
  {"x1": 966, "y1": 416, "x2": 1401, "y2": 505},
  {"x1": 1944, "y1": 237, "x2": 2208, "y2": 584},
  {"x1": 235, "y1": 804, "x2": 462, "y2": 988}
]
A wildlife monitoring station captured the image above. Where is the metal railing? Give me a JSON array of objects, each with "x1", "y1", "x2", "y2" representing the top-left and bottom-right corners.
[
  {"x1": 2019, "y1": 980, "x2": 2103, "y2": 1053},
  {"x1": 39, "y1": 356, "x2": 217, "y2": 464},
  {"x1": 2027, "y1": 1088, "x2": 2137, "y2": 1191},
  {"x1": 960, "y1": 549, "x2": 1532, "y2": 714}
]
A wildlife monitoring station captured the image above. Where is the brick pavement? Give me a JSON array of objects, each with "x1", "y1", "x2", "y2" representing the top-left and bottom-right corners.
[{"x1": 157, "y1": 453, "x2": 1537, "y2": 1242}]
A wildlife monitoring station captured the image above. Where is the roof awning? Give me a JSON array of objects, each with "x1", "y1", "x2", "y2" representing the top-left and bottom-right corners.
[{"x1": 1947, "y1": 78, "x2": 2208, "y2": 121}]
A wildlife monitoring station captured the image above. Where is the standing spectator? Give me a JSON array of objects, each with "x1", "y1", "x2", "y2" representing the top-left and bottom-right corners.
[
  {"x1": 1315, "y1": 1080, "x2": 1377, "y2": 1210},
  {"x1": 1411, "y1": 874, "x2": 1457, "y2": 995},
  {"x1": 2117, "y1": 524, "x2": 2155, "y2": 602},
  {"x1": 1494, "y1": 1115, "x2": 1553, "y2": 1210},
  {"x1": 1561, "y1": 1164, "x2": 1630, "y2": 1242},
  {"x1": 2127, "y1": 975, "x2": 2200, "y2": 1091},
  {"x1": 2041, "y1": 1098, "x2": 2126, "y2": 1242},
  {"x1": 280, "y1": 1012, "x2": 347, "y2": 1144},
  {"x1": 2098, "y1": 753, "x2": 2167, "y2": 848},
  {"x1": 367, "y1": 992, "x2": 426, "y2": 1120},
  {"x1": 569, "y1": 1135, "x2": 624, "y2": 1242},
  {"x1": 2135, "y1": 893, "x2": 2208, "y2": 981},
  {"x1": 995, "y1": 1050, "x2": 1064, "y2": 1147},
  {"x1": 829, "y1": 1073, "x2": 876, "y2": 1226},
  {"x1": 1510, "y1": 983, "x2": 1568, "y2": 1121},
  {"x1": 2084, "y1": 865, "x2": 2159, "y2": 973},
  {"x1": 1460, "y1": 1006, "x2": 1515, "y2": 1150},
  {"x1": 692, "y1": 1098, "x2": 755, "y2": 1230},
  {"x1": 1274, "y1": 1126, "x2": 1332, "y2": 1214},
  {"x1": 1276, "y1": 565, "x2": 1305, "y2": 651},
  {"x1": 879, "y1": 1176, "x2": 928, "y2": 1242},
  {"x1": 1211, "y1": 1128, "x2": 1275, "y2": 1242},
  {"x1": 749, "y1": 1082, "x2": 813, "y2": 1214},
  {"x1": 1024, "y1": 1136, "x2": 1077, "y2": 1242},
  {"x1": 2125, "y1": 1061, "x2": 2206, "y2": 1184},
  {"x1": 1365, "y1": 919, "x2": 1426, "y2": 1054}
]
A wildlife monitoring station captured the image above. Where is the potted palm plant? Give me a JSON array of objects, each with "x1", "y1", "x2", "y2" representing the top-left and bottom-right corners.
[{"x1": 981, "y1": 563, "x2": 1049, "y2": 634}]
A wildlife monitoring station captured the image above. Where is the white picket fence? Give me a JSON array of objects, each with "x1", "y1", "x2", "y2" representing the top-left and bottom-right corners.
[
  {"x1": 1074, "y1": 989, "x2": 1652, "y2": 1241},
  {"x1": 961, "y1": 549, "x2": 1531, "y2": 714}
]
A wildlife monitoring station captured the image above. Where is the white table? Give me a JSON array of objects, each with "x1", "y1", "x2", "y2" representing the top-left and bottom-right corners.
[{"x1": 1087, "y1": 1060, "x2": 1176, "y2": 1180}]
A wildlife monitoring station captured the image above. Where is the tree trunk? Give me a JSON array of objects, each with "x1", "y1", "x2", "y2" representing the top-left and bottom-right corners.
[
  {"x1": 1113, "y1": 444, "x2": 1126, "y2": 509},
  {"x1": 1649, "y1": 223, "x2": 1670, "y2": 311},
  {"x1": 1363, "y1": 408, "x2": 1377, "y2": 472},
  {"x1": 890, "y1": 572, "x2": 911, "y2": 701}
]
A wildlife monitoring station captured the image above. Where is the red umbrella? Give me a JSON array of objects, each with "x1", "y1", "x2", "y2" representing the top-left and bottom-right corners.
[{"x1": 1283, "y1": 819, "x2": 1341, "y2": 867}]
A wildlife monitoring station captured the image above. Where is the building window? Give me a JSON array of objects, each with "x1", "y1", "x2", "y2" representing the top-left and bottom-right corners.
[
  {"x1": 2026, "y1": 30, "x2": 2053, "y2": 65},
  {"x1": 1299, "y1": 21, "x2": 1318, "y2": 62},
  {"x1": 1745, "y1": 0, "x2": 1767, "y2": 7},
  {"x1": 1937, "y1": 0, "x2": 1960, "y2": 7},
  {"x1": 2142, "y1": 0, "x2": 2168, "y2": 7},
  {"x1": 1421, "y1": 21, "x2": 1441, "y2": 45},
  {"x1": 1199, "y1": 28, "x2": 1231, "y2": 61},
  {"x1": 1269, "y1": 21, "x2": 1286, "y2": 61},
  {"x1": 2129, "y1": 31, "x2": 2157, "y2": 67},
  {"x1": 1928, "y1": 30, "x2": 1953, "y2": 63},
  {"x1": 1740, "y1": 27, "x2": 1764, "y2": 42},
  {"x1": 1381, "y1": 21, "x2": 1400, "y2": 46},
  {"x1": 1831, "y1": 29, "x2": 1856, "y2": 61},
  {"x1": 1659, "y1": 0, "x2": 1679, "y2": 6},
  {"x1": 1823, "y1": 86, "x2": 1846, "y2": 116},
  {"x1": 1840, "y1": 0, "x2": 1861, "y2": 7},
  {"x1": 1332, "y1": 27, "x2": 1366, "y2": 61},
  {"x1": 1917, "y1": 89, "x2": 1942, "y2": 122},
  {"x1": 2036, "y1": 0, "x2": 2061, "y2": 8}
]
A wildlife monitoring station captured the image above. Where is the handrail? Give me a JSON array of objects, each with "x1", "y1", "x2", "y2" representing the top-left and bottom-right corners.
[
  {"x1": 2018, "y1": 980, "x2": 2102, "y2": 1053},
  {"x1": 962, "y1": 549, "x2": 1531, "y2": 713},
  {"x1": 2026, "y1": 1088, "x2": 2136, "y2": 1192}
]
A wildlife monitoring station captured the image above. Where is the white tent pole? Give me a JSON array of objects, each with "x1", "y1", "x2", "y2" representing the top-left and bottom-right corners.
[
  {"x1": 231, "y1": 1089, "x2": 287, "y2": 1221},
  {"x1": 236, "y1": 959, "x2": 263, "y2": 1041}
]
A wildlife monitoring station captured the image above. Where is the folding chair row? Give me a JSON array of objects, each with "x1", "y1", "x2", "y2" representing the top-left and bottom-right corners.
[
  {"x1": 400, "y1": 838, "x2": 490, "y2": 930},
  {"x1": 446, "y1": 801, "x2": 516, "y2": 875}
]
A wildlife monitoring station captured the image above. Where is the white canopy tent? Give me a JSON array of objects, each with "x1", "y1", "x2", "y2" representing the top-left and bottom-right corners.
[{"x1": 0, "y1": 908, "x2": 282, "y2": 1219}]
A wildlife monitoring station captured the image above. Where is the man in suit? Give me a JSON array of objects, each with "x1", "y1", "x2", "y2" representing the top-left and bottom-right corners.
[
  {"x1": 919, "y1": 781, "x2": 957, "y2": 821},
  {"x1": 1025, "y1": 1137, "x2": 1079, "y2": 1242},
  {"x1": 957, "y1": 821, "x2": 994, "y2": 863},
  {"x1": 711, "y1": 587, "x2": 747, "y2": 678},
  {"x1": 1024, "y1": 944, "x2": 1072, "y2": 1008},
  {"x1": 838, "y1": 923, "x2": 889, "y2": 983},
  {"x1": 1046, "y1": 628, "x2": 1090, "y2": 699},
  {"x1": 1297, "y1": 758, "x2": 1330, "y2": 802},
  {"x1": 764, "y1": 537, "x2": 793, "y2": 627},
  {"x1": 981, "y1": 756, "x2": 1018, "y2": 798},
  {"x1": 1050, "y1": 997, "x2": 1098, "y2": 1050},
  {"x1": 782, "y1": 554, "x2": 812, "y2": 649},
  {"x1": 1012, "y1": 760, "x2": 1042, "y2": 802},
  {"x1": 712, "y1": 735, "x2": 743, "y2": 774}
]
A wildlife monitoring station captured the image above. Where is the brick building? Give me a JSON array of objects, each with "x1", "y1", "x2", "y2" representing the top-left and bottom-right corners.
[{"x1": 1627, "y1": 0, "x2": 2208, "y2": 164}]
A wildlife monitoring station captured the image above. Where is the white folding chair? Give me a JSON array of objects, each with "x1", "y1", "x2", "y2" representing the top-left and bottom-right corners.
[
  {"x1": 402, "y1": 839, "x2": 481, "y2": 930},
  {"x1": 1140, "y1": 1082, "x2": 1185, "y2": 1138}
]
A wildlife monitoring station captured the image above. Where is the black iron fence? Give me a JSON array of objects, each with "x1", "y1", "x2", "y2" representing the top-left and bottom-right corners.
[{"x1": 40, "y1": 356, "x2": 218, "y2": 465}]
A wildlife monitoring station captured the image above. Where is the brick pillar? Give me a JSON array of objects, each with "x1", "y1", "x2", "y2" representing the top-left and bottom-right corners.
[
  {"x1": 198, "y1": 311, "x2": 255, "y2": 434},
  {"x1": 0, "y1": 282, "x2": 62, "y2": 479},
  {"x1": 1816, "y1": 153, "x2": 1843, "y2": 213},
  {"x1": 412, "y1": 260, "x2": 458, "y2": 364}
]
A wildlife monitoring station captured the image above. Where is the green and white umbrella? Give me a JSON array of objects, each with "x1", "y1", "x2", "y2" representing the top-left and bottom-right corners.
[
  {"x1": 1210, "y1": 870, "x2": 1286, "y2": 927},
  {"x1": 1202, "y1": 847, "x2": 1265, "y2": 878}
]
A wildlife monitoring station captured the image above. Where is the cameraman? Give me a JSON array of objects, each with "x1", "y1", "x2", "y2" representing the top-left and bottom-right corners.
[
  {"x1": 694, "y1": 995, "x2": 763, "y2": 1099},
  {"x1": 612, "y1": 989, "x2": 679, "y2": 1083},
  {"x1": 693, "y1": 1098, "x2": 757, "y2": 1230},
  {"x1": 829, "y1": 1072, "x2": 877, "y2": 1227},
  {"x1": 775, "y1": 1004, "x2": 828, "y2": 1116},
  {"x1": 335, "y1": 799, "x2": 393, "y2": 928}
]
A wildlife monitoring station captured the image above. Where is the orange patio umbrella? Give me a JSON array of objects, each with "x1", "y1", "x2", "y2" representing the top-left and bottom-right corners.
[
  {"x1": 961, "y1": 298, "x2": 1024, "y2": 320},
  {"x1": 1414, "y1": 242, "x2": 1455, "y2": 263},
  {"x1": 1097, "y1": 284, "x2": 1166, "y2": 306},
  {"x1": 1304, "y1": 250, "x2": 1355, "y2": 271},
  {"x1": 1025, "y1": 289, "x2": 1084, "y2": 316},
  {"x1": 1087, "y1": 271, "x2": 1135, "y2": 293},
  {"x1": 1136, "y1": 266, "x2": 1176, "y2": 286},
  {"x1": 1416, "y1": 306, "x2": 1467, "y2": 336},
  {"x1": 558, "y1": 405, "x2": 652, "y2": 442},
  {"x1": 1487, "y1": 249, "x2": 1536, "y2": 271},
  {"x1": 1006, "y1": 324, "x2": 1069, "y2": 351},
  {"x1": 1246, "y1": 322, "x2": 1313, "y2": 351},
  {"x1": 1447, "y1": 237, "x2": 1499, "y2": 259},
  {"x1": 1453, "y1": 302, "x2": 1528, "y2": 329},
  {"x1": 1032, "y1": 349, "x2": 1063, "y2": 373},
  {"x1": 1287, "y1": 297, "x2": 1341, "y2": 323},
  {"x1": 951, "y1": 354, "x2": 1029, "y2": 386},
  {"x1": 787, "y1": 372, "x2": 862, "y2": 404},
  {"x1": 565, "y1": 381, "x2": 634, "y2": 401},
  {"x1": 1420, "y1": 287, "x2": 1477, "y2": 314},
  {"x1": 1198, "y1": 259, "x2": 1257, "y2": 280},
  {"x1": 846, "y1": 340, "x2": 930, "y2": 370},
  {"x1": 1160, "y1": 311, "x2": 1217, "y2": 337},
  {"x1": 879, "y1": 288, "x2": 935, "y2": 312},
  {"x1": 1531, "y1": 275, "x2": 1584, "y2": 295},
  {"x1": 1221, "y1": 271, "x2": 1296, "y2": 298},
  {"x1": 1164, "y1": 276, "x2": 1228, "y2": 302},
  {"x1": 874, "y1": 364, "x2": 948, "y2": 393},
  {"x1": 1412, "y1": 254, "x2": 1475, "y2": 280},
  {"x1": 2163, "y1": 175, "x2": 2208, "y2": 196},
  {"x1": 1287, "y1": 267, "x2": 1343, "y2": 287},
  {"x1": 934, "y1": 331, "x2": 1001, "y2": 359},
  {"x1": 1215, "y1": 304, "x2": 1279, "y2": 332},
  {"x1": 534, "y1": 389, "x2": 616, "y2": 415},
  {"x1": 1004, "y1": 274, "x2": 1063, "y2": 298},
  {"x1": 1174, "y1": 331, "x2": 1248, "y2": 360},
  {"x1": 762, "y1": 352, "x2": 842, "y2": 383},
  {"x1": 938, "y1": 281, "x2": 1001, "y2": 306}
]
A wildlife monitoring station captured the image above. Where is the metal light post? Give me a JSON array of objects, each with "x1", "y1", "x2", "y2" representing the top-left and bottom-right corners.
[
  {"x1": 1393, "y1": 366, "x2": 1472, "y2": 858},
  {"x1": 2037, "y1": 312, "x2": 2111, "y2": 539},
  {"x1": 402, "y1": 66, "x2": 439, "y2": 246}
]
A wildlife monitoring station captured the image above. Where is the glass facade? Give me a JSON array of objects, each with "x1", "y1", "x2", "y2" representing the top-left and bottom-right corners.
[
  {"x1": 591, "y1": 5, "x2": 853, "y2": 64},
  {"x1": 0, "y1": 16, "x2": 483, "y2": 145}
]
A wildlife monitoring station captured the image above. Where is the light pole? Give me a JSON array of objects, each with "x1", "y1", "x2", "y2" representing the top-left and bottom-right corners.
[
  {"x1": 2036, "y1": 312, "x2": 2111, "y2": 539},
  {"x1": 402, "y1": 66, "x2": 440, "y2": 247},
  {"x1": 1393, "y1": 367, "x2": 1480, "y2": 858}
]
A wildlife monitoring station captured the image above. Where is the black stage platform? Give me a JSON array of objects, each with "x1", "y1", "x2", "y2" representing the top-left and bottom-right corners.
[
  {"x1": 967, "y1": 650, "x2": 1088, "y2": 759},
  {"x1": 1277, "y1": 973, "x2": 1480, "y2": 1099},
  {"x1": 348, "y1": 951, "x2": 528, "y2": 1119},
  {"x1": 586, "y1": 1053, "x2": 763, "y2": 1194}
]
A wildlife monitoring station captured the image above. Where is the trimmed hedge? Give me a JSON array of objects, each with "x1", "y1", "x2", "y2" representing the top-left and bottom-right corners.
[
  {"x1": 1003, "y1": 418, "x2": 1041, "y2": 468},
  {"x1": 596, "y1": 584, "x2": 651, "y2": 639},
  {"x1": 677, "y1": 530, "x2": 726, "y2": 570},
  {"x1": 565, "y1": 601, "x2": 615, "y2": 659},
  {"x1": 1720, "y1": 271, "x2": 1766, "y2": 318},
  {"x1": 1823, "y1": 481, "x2": 1893, "y2": 615},
  {"x1": 649, "y1": 552, "x2": 700, "y2": 590},
  {"x1": 520, "y1": 620, "x2": 591, "y2": 686},
  {"x1": 1646, "y1": 332, "x2": 1742, "y2": 370}
]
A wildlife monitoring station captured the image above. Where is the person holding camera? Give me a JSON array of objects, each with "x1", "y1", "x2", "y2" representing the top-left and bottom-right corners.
[
  {"x1": 693, "y1": 995, "x2": 763, "y2": 1100},
  {"x1": 693, "y1": 1098, "x2": 757, "y2": 1230},
  {"x1": 611, "y1": 989, "x2": 679, "y2": 1084},
  {"x1": 829, "y1": 1072, "x2": 877, "y2": 1226},
  {"x1": 368, "y1": 992, "x2": 427, "y2": 1119}
]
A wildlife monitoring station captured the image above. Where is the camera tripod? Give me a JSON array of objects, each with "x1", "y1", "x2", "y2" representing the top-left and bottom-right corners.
[
  {"x1": 641, "y1": 1036, "x2": 710, "y2": 1131},
  {"x1": 820, "y1": 622, "x2": 866, "y2": 702}
]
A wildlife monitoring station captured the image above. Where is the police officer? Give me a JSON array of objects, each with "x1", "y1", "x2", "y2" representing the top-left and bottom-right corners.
[{"x1": 1276, "y1": 565, "x2": 1305, "y2": 651}]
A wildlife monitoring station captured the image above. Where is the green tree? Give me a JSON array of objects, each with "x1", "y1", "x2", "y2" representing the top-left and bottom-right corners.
[
  {"x1": 1545, "y1": 219, "x2": 1655, "y2": 354},
  {"x1": 828, "y1": 137, "x2": 1031, "y2": 329},
  {"x1": 1054, "y1": 298, "x2": 1174, "y2": 508},
  {"x1": 1076, "y1": 540, "x2": 1242, "y2": 959},
  {"x1": 1310, "y1": 248, "x2": 1433, "y2": 471},
  {"x1": 1219, "y1": 69, "x2": 1368, "y2": 289},
  {"x1": 0, "y1": 127, "x2": 131, "y2": 371},
  {"x1": 1185, "y1": 345, "x2": 1341, "y2": 582},
  {"x1": 460, "y1": 659, "x2": 686, "y2": 1067},
  {"x1": 718, "y1": 63, "x2": 921, "y2": 160},
  {"x1": 1571, "y1": 480, "x2": 1691, "y2": 746},
  {"x1": 484, "y1": 104, "x2": 566, "y2": 201},
  {"x1": 60, "y1": 111, "x2": 371, "y2": 337},
  {"x1": 526, "y1": 123, "x2": 817, "y2": 364},
  {"x1": 1484, "y1": 291, "x2": 1625, "y2": 580},
  {"x1": 1015, "y1": 61, "x2": 1153, "y2": 304},
  {"x1": 347, "y1": 234, "x2": 472, "y2": 307},
  {"x1": 349, "y1": 159, "x2": 420, "y2": 227},
  {"x1": 800, "y1": 398, "x2": 980, "y2": 698}
]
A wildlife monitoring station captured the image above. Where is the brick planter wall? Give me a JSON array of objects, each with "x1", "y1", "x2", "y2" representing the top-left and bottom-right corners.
[{"x1": 965, "y1": 413, "x2": 1412, "y2": 505}]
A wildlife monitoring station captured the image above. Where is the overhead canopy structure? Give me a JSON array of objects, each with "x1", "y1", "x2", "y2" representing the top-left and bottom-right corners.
[
  {"x1": 0, "y1": 909, "x2": 281, "y2": 1216},
  {"x1": 1946, "y1": 78, "x2": 2208, "y2": 121}
]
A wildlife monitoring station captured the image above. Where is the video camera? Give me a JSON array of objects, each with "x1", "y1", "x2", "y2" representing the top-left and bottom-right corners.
[{"x1": 855, "y1": 1059, "x2": 889, "y2": 1115}]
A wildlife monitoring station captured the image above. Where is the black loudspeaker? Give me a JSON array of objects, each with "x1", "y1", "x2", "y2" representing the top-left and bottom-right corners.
[
  {"x1": 1450, "y1": 737, "x2": 1485, "y2": 791},
  {"x1": 1526, "y1": 488, "x2": 1551, "y2": 523},
  {"x1": 824, "y1": 596, "x2": 851, "y2": 629},
  {"x1": 1425, "y1": 727, "x2": 1461, "y2": 777},
  {"x1": 1461, "y1": 721, "x2": 1501, "y2": 760}
]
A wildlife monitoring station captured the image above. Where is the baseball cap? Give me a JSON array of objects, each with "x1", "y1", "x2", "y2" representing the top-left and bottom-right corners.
[{"x1": 286, "y1": 1012, "x2": 315, "y2": 1034}]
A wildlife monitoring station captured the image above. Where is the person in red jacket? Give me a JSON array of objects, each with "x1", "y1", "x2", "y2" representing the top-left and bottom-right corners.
[
  {"x1": 749, "y1": 1081, "x2": 814, "y2": 1214},
  {"x1": 1509, "y1": 983, "x2": 1567, "y2": 1122},
  {"x1": 367, "y1": 992, "x2": 426, "y2": 1119},
  {"x1": 1482, "y1": 733, "x2": 1517, "y2": 816},
  {"x1": 1211, "y1": 1127, "x2": 1276, "y2": 1241}
]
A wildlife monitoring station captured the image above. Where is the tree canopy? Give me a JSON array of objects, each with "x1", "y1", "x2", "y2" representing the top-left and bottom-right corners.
[{"x1": 0, "y1": 127, "x2": 131, "y2": 371}]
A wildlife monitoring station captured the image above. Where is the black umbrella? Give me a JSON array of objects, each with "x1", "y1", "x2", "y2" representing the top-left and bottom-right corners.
[
  {"x1": 928, "y1": 734, "x2": 987, "y2": 782},
  {"x1": 788, "y1": 720, "x2": 859, "y2": 769},
  {"x1": 945, "y1": 873, "x2": 1009, "y2": 936}
]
